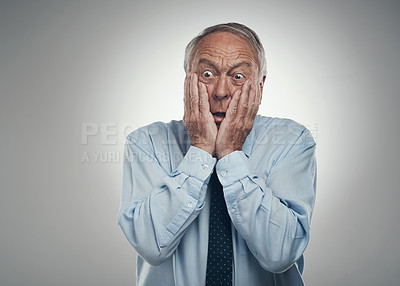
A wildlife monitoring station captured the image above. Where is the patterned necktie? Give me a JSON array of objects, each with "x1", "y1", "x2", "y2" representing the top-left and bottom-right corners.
[{"x1": 205, "y1": 170, "x2": 233, "y2": 285}]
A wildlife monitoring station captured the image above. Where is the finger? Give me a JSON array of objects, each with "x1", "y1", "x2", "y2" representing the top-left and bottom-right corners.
[
  {"x1": 190, "y1": 73, "x2": 200, "y2": 117},
  {"x1": 183, "y1": 73, "x2": 191, "y2": 119},
  {"x1": 225, "y1": 88, "x2": 241, "y2": 121},
  {"x1": 252, "y1": 81, "x2": 261, "y2": 117},
  {"x1": 237, "y1": 80, "x2": 251, "y2": 120},
  {"x1": 198, "y1": 81, "x2": 211, "y2": 118},
  {"x1": 246, "y1": 79, "x2": 257, "y2": 120}
]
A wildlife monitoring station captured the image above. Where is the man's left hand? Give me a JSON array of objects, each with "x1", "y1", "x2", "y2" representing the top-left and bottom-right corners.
[{"x1": 215, "y1": 79, "x2": 261, "y2": 159}]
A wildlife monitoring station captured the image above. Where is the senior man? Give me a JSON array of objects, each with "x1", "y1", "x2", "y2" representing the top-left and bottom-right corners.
[{"x1": 117, "y1": 22, "x2": 317, "y2": 286}]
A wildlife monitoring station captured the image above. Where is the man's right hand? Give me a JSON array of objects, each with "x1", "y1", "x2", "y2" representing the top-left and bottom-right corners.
[{"x1": 183, "y1": 72, "x2": 217, "y2": 156}]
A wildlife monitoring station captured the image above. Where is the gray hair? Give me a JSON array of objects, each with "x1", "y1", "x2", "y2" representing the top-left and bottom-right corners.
[{"x1": 184, "y1": 22, "x2": 267, "y2": 80}]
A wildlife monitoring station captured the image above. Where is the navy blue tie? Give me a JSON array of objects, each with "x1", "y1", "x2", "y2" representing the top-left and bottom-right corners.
[{"x1": 205, "y1": 170, "x2": 233, "y2": 285}]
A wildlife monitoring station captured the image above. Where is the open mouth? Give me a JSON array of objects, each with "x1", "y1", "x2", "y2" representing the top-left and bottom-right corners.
[{"x1": 212, "y1": 112, "x2": 226, "y2": 123}]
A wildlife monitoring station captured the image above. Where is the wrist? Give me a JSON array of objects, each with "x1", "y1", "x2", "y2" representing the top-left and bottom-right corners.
[
  {"x1": 192, "y1": 143, "x2": 215, "y2": 156},
  {"x1": 216, "y1": 147, "x2": 241, "y2": 159}
]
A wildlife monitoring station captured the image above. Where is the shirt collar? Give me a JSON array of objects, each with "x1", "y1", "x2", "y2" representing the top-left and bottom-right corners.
[{"x1": 242, "y1": 122, "x2": 255, "y2": 157}]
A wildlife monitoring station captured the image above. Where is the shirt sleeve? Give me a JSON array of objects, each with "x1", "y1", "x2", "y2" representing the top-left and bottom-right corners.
[
  {"x1": 117, "y1": 134, "x2": 216, "y2": 266},
  {"x1": 216, "y1": 128, "x2": 317, "y2": 273}
]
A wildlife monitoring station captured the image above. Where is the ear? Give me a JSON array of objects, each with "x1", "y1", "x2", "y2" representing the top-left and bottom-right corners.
[{"x1": 259, "y1": 75, "x2": 266, "y2": 103}]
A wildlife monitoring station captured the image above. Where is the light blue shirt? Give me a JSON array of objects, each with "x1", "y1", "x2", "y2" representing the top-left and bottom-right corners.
[{"x1": 117, "y1": 115, "x2": 317, "y2": 286}]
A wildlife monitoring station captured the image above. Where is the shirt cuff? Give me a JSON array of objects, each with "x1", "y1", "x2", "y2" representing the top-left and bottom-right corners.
[
  {"x1": 215, "y1": 151, "x2": 251, "y2": 186},
  {"x1": 176, "y1": 146, "x2": 217, "y2": 182}
]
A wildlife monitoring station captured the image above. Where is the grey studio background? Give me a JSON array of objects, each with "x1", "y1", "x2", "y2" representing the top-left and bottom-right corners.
[{"x1": 1, "y1": 0, "x2": 399, "y2": 285}]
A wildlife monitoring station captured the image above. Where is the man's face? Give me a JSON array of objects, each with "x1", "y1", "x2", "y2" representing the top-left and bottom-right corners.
[{"x1": 190, "y1": 32, "x2": 262, "y2": 127}]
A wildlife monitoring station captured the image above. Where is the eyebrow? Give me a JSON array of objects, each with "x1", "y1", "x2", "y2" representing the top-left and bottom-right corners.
[
  {"x1": 198, "y1": 58, "x2": 218, "y2": 70},
  {"x1": 198, "y1": 58, "x2": 251, "y2": 72}
]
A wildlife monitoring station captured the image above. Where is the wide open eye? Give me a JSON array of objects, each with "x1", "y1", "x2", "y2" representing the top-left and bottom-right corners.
[
  {"x1": 203, "y1": 70, "x2": 213, "y2": 78},
  {"x1": 233, "y1": 73, "x2": 244, "y2": 80}
]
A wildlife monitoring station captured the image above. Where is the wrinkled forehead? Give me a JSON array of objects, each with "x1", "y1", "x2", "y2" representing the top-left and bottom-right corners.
[{"x1": 191, "y1": 32, "x2": 259, "y2": 67}]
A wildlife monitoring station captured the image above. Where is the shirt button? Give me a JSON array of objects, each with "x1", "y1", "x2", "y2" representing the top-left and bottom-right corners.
[
  {"x1": 221, "y1": 170, "x2": 227, "y2": 176},
  {"x1": 202, "y1": 164, "x2": 209, "y2": 171},
  {"x1": 231, "y1": 208, "x2": 236, "y2": 213},
  {"x1": 187, "y1": 203, "x2": 193, "y2": 208}
]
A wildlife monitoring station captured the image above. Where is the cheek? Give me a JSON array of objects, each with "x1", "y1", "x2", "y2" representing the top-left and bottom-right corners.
[
  {"x1": 228, "y1": 84, "x2": 242, "y2": 98},
  {"x1": 203, "y1": 82, "x2": 214, "y2": 98}
]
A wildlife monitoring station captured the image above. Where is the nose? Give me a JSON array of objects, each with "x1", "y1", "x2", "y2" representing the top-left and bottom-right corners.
[{"x1": 213, "y1": 77, "x2": 230, "y2": 100}]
